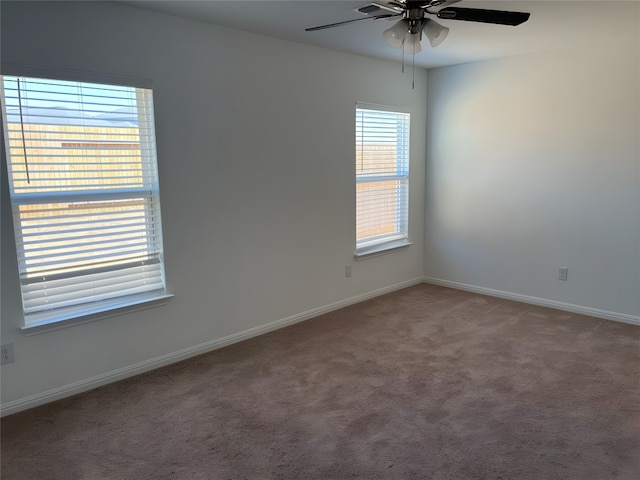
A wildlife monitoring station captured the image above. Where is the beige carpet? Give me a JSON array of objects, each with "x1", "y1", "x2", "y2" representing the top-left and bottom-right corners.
[{"x1": 2, "y1": 284, "x2": 639, "y2": 479}]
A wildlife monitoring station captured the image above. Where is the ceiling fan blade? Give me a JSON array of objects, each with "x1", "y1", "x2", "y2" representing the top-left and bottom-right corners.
[
  {"x1": 426, "y1": 0, "x2": 462, "y2": 9},
  {"x1": 305, "y1": 14, "x2": 400, "y2": 32},
  {"x1": 437, "y1": 7, "x2": 530, "y2": 26},
  {"x1": 387, "y1": 1, "x2": 407, "y2": 9}
]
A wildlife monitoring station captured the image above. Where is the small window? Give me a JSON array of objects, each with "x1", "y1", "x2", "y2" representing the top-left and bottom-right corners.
[
  {"x1": 1, "y1": 73, "x2": 168, "y2": 328},
  {"x1": 355, "y1": 105, "x2": 410, "y2": 257}
]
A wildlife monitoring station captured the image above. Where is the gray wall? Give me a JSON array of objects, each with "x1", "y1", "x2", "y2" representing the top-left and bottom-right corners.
[
  {"x1": 425, "y1": 2, "x2": 639, "y2": 319},
  {"x1": 1, "y1": 1, "x2": 427, "y2": 410}
]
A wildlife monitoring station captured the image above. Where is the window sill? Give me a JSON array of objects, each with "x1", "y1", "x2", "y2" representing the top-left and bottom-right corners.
[
  {"x1": 355, "y1": 238, "x2": 412, "y2": 259},
  {"x1": 21, "y1": 292, "x2": 174, "y2": 336}
]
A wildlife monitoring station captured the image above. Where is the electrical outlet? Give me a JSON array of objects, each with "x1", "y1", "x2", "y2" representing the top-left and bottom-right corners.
[
  {"x1": 345, "y1": 265, "x2": 352, "y2": 278},
  {"x1": 558, "y1": 267, "x2": 568, "y2": 281},
  {"x1": 1, "y1": 343, "x2": 15, "y2": 365}
]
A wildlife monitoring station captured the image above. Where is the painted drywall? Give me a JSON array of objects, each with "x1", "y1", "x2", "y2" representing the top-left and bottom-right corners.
[
  {"x1": 0, "y1": 1, "x2": 427, "y2": 410},
  {"x1": 425, "y1": 2, "x2": 640, "y2": 318}
]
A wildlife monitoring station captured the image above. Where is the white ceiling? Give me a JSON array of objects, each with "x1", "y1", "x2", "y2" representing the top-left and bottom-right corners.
[{"x1": 119, "y1": 1, "x2": 639, "y2": 69}]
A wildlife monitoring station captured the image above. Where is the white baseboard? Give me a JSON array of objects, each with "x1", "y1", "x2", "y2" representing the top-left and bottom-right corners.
[
  {"x1": 423, "y1": 276, "x2": 640, "y2": 326},
  {"x1": 0, "y1": 277, "x2": 423, "y2": 417}
]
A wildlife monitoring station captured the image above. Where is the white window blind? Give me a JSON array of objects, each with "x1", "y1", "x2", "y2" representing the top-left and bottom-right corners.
[
  {"x1": 1, "y1": 75, "x2": 167, "y2": 326},
  {"x1": 356, "y1": 105, "x2": 410, "y2": 254}
]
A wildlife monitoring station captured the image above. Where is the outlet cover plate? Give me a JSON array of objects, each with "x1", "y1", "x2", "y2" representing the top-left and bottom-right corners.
[
  {"x1": 559, "y1": 267, "x2": 568, "y2": 281},
  {"x1": 1, "y1": 343, "x2": 15, "y2": 365}
]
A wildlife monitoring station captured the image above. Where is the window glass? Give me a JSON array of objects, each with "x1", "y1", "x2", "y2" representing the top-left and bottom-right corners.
[
  {"x1": 356, "y1": 105, "x2": 410, "y2": 255},
  {"x1": 1, "y1": 74, "x2": 167, "y2": 327}
]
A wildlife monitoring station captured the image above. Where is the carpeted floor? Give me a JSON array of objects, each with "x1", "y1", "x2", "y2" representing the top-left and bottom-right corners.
[{"x1": 2, "y1": 284, "x2": 639, "y2": 479}]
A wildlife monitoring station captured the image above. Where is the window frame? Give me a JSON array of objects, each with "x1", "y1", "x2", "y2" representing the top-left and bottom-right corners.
[
  {"x1": 354, "y1": 103, "x2": 412, "y2": 258},
  {"x1": 1, "y1": 65, "x2": 171, "y2": 332}
]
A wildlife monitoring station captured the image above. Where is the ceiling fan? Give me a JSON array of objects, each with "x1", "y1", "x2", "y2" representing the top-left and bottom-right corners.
[{"x1": 306, "y1": 1, "x2": 531, "y2": 53}]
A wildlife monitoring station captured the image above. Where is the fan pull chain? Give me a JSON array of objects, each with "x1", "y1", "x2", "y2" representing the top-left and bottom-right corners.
[
  {"x1": 412, "y1": 49, "x2": 415, "y2": 90},
  {"x1": 16, "y1": 79, "x2": 31, "y2": 183}
]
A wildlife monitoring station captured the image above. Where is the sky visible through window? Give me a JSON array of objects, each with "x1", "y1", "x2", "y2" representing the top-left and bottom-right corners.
[{"x1": 3, "y1": 76, "x2": 139, "y2": 128}]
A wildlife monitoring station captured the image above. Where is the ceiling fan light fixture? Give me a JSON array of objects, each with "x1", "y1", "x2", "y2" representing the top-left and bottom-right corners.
[
  {"x1": 383, "y1": 19, "x2": 408, "y2": 49},
  {"x1": 402, "y1": 32, "x2": 422, "y2": 54},
  {"x1": 423, "y1": 18, "x2": 449, "y2": 47}
]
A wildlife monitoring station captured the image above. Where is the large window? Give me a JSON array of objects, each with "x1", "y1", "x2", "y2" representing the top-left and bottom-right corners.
[
  {"x1": 1, "y1": 73, "x2": 168, "y2": 328},
  {"x1": 355, "y1": 104, "x2": 410, "y2": 256}
]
